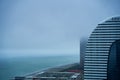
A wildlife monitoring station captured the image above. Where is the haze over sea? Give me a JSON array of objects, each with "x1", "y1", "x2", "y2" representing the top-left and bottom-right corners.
[
  {"x1": 1, "y1": 0, "x2": 119, "y2": 80},
  {"x1": 0, "y1": 54, "x2": 79, "y2": 80}
]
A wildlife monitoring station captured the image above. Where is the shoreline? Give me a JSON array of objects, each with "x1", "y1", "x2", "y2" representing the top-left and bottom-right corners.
[
  {"x1": 25, "y1": 62, "x2": 79, "y2": 76},
  {"x1": 13, "y1": 62, "x2": 80, "y2": 79}
]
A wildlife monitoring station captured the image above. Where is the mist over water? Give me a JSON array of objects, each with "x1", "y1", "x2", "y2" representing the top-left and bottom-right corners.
[
  {"x1": 0, "y1": 54, "x2": 79, "y2": 80},
  {"x1": 0, "y1": 0, "x2": 120, "y2": 80}
]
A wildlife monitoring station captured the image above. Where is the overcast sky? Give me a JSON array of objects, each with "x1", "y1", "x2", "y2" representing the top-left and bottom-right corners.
[{"x1": 0, "y1": 0, "x2": 120, "y2": 57}]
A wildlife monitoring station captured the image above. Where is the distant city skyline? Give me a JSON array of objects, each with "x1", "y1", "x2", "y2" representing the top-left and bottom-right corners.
[{"x1": 0, "y1": 0, "x2": 120, "y2": 57}]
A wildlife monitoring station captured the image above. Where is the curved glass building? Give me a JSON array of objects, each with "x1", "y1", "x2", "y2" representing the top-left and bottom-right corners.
[{"x1": 84, "y1": 17, "x2": 120, "y2": 80}]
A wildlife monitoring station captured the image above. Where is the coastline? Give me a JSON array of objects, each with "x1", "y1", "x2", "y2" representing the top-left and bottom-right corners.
[{"x1": 13, "y1": 62, "x2": 80, "y2": 80}]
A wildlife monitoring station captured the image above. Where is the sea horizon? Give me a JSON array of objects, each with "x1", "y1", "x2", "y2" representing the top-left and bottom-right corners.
[{"x1": 0, "y1": 54, "x2": 79, "y2": 80}]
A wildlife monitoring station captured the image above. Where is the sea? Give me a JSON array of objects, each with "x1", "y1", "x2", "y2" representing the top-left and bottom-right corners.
[{"x1": 0, "y1": 54, "x2": 79, "y2": 80}]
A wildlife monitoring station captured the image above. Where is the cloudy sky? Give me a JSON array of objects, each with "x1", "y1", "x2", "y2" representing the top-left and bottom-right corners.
[{"x1": 0, "y1": 0, "x2": 120, "y2": 57}]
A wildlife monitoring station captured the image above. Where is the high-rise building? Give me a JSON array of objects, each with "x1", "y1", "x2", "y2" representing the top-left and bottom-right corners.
[
  {"x1": 84, "y1": 17, "x2": 120, "y2": 80},
  {"x1": 80, "y1": 37, "x2": 88, "y2": 71}
]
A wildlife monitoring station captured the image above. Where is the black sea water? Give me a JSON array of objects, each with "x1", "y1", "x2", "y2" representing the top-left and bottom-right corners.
[{"x1": 0, "y1": 55, "x2": 79, "y2": 80}]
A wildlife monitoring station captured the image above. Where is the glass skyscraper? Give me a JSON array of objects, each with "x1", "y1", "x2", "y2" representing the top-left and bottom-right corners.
[{"x1": 84, "y1": 17, "x2": 120, "y2": 80}]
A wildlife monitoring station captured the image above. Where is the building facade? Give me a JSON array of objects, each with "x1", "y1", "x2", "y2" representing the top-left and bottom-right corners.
[
  {"x1": 84, "y1": 17, "x2": 120, "y2": 80},
  {"x1": 80, "y1": 37, "x2": 88, "y2": 71}
]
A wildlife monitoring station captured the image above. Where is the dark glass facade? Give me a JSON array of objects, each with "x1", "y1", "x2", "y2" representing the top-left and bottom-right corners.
[
  {"x1": 108, "y1": 40, "x2": 120, "y2": 80},
  {"x1": 84, "y1": 17, "x2": 120, "y2": 80}
]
